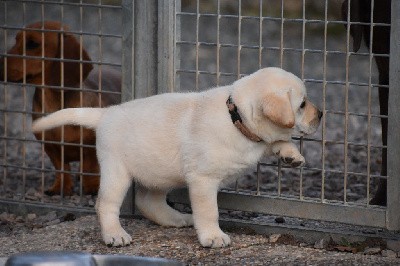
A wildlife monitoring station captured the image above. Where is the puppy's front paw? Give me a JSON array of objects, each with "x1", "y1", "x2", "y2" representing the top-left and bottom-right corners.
[
  {"x1": 103, "y1": 228, "x2": 132, "y2": 247},
  {"x1": 281, "y1": 154, "x2": 305, "y2": 168},
  {"x1": 198, "y1": 230, "x2": 231, "y2": 248}
]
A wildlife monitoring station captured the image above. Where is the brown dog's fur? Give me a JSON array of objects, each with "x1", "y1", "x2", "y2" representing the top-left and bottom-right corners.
[
  {"x1": 0, "y1": 21, "x2": 121, "y2": 195},
  {"x1": 342, "y1": 0, "x2": 390, "y2": 206}
]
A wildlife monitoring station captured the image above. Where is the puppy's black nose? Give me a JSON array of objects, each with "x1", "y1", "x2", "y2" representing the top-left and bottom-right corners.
[{"x1": 318, "y1": 110, "x2": 323, "y2": 119}]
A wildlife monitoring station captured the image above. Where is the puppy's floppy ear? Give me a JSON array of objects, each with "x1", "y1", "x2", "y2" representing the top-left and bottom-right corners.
[
  {"x1": 61, "y1": 33, "x2": 93, "y2": 86},
  {"x1": 262, "y1": 92, "x2": 295, "y2": 128},
  {"x1": 49, "y1": 29, "x2": 93, "y2": 87}
]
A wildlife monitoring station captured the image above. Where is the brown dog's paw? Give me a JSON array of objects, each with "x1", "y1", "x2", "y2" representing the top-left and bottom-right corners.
[{"x1": 44, "y1": 186, "x2": 73, "y2": 196}]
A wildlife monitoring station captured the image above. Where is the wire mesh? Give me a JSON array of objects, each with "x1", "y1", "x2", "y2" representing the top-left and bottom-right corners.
[
  {"x1": 0, "y1": 0, "x2": 123, "y2": 209},
  {"x1": 176, "y1": 0, "x2": 390, "y2": 212}
]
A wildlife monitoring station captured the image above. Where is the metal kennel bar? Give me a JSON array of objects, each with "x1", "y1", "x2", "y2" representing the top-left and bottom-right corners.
[{"x1": 387, "y1": 0, "x2": 400, "y2": 230}]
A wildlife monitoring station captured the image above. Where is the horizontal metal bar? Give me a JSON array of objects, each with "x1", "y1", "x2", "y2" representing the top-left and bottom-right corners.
[
  {"x1": 0, "y1": 53, "x2": 122, "y2": 67},
  {"x1": 168, "y1": 188, "x2": 387, "y2": 228},
  {"x1": 176, "y1": 69, "x2": 389, "y2": 88},
  {"x1": 256, "y1": 162, "x2": 387, "y2": 180},
  {"x1": 177, "y1": 40, "x2": 390, "y2": 58},
  {"x1": 0, "y1": 135, "x2": 96, "y2": 149},
  {"x1": 1, "y1": 0, "x2": 122, "y2": 9},
  {"x1": 176, "y1": 12, "x2": 391, "y2": 27},
  {"x1": 0, "y1": 81, "x2": 122, "y2": 95},
  {"x1": 0, "y1": 162, "x2": 99, "y2": 177},
  {"x1": 0, "y1": 26, "x2": 122, "y2": 39},
  {"x1": 326, "y1": 109, "x2": 388, "y2": 119},
  {"x1": 0, "y1": 198, "x2": 95, "y2": 216}
]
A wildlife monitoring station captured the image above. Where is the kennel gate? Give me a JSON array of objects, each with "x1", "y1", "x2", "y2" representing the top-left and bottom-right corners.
[
  {"x1": 0, "y1": 0, "x2": 399, "y2": 235},
  {"x1": 122, "y1": 0, "x2": 400, "y2": 232}
]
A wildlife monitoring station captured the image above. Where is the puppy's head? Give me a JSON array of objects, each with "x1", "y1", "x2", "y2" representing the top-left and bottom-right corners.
[
  {"x1": 2, "y1": 21, "x2": 92, "y2": 86},
  {"x1": 233, "y1": 67, "x2": 322, "y2": 141}
]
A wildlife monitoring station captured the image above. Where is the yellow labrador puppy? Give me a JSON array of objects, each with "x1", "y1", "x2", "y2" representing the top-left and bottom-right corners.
[{"x1": 32, "y1": 67, "x2": 322, "y2": 248}]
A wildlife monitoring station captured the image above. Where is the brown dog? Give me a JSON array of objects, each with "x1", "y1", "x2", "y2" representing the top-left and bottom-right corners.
[
  {"x1": 342, "y1": 0, "x2": 390, "y2": 206},
  {"x1": 0, "y1": 21, "x2": 121, "y2": 196}
]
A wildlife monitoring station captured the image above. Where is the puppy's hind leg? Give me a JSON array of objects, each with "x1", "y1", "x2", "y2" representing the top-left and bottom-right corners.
[
  {"x1": 135, "y1": 185, "x2": 193, "y2": 227},
  {"x1": 95, "y1": 160, "x2": 133, "y2": 247}
]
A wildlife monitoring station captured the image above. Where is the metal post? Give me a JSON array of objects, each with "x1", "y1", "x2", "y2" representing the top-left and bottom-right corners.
[
  {"x1": 158, "y1": 0, "x2": 180, "y2": 93},
  {"x1": 121, "y1": 0, "x2": 135, "y2": 215},
  {"x1": 387, "y1": 0, "x2": 400, "y2": 230},
  {"x1": 120, "y1": 0, "x2": 179, "y2": 214}
]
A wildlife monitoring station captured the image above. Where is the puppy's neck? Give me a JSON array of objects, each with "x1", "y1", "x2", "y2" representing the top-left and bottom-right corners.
[{"x1": 226, "y1": 95, "x2": 263, "y2": 142}]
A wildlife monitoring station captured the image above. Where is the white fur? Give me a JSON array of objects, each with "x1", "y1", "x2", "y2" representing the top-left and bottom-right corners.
[
  {"x1": 32, "y1": 108, "x2": 105, "y2": 131},
  {"x1": 31, "y1": 67, "x2": 321, "y2": 248}
]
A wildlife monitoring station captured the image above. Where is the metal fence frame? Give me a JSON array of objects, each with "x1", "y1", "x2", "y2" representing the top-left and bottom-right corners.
[{"x1": 120, "y1": 0, "x2": 400, "y2": 231}]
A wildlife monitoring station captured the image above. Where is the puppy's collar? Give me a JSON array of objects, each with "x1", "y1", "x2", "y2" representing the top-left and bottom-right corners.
[{"x1": 226, "y1": 95, "x2": 263, "y2": 142}]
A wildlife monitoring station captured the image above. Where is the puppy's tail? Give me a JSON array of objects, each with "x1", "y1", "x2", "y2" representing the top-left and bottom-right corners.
[{"x1": 32, "y1": 108, "x2": 105, "y2": 132}]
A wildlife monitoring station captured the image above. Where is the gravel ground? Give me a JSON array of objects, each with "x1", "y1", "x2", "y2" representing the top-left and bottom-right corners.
[{"x1": 0, "y1": 213, "x2": 399, "y2": 265}]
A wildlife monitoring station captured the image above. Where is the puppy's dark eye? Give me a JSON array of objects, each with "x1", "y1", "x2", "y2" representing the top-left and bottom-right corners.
[
  {"x1": 300, "y1": 100, "x2": 306, "y2": 109},
  {"x1": 26, "y1": 39, "x2": 40, "y2": 50}
]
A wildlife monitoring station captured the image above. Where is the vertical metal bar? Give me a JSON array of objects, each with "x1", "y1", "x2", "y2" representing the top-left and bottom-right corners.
[
  {"x1": 366, "y1": 0, "x2": 375, "y2": 205},
  {"x1": 387, "y1": 0, "x2": 400, "y2": 230},
  {"x1": 40, "y1": 1, "x2": 45, "y2": 201},
  {"x1": 278, "y1": 161, "x2": 282, "y2": 196},
  {"x1": 121, "y1": 0, "x2": 135, "y2": 214},
  {"x1": 256, "y1": 162, "x2": 261, "y2": 196},
  {"x1": 60, "y1": 2, "x2": 66, "y2": 202},
  {"x1": 277, "y1": 0, "x2": 284, "y2": 195},
  {"x1": 237, "y1": 0, "x2": 242, "y2": 79},
  {"x1": 255, "y1": 1, "x2": 263, "y2": 196},
  {"x1": 299, "y1": 0, "x2": 306, "y2": 201},
  {"x1": 195, "y1": 0, "x2": 199, "y2": 90},
  {"x1": 343, "y1": 0, "x2": 351, "y2": 204},
  {"x1": 279, "y1": 0, "x2": 284, "y2": 68},
  {"x1": 122, "y1": 0, "x2": 134, "y2": 102},
  {"x1": 22, "y1": 2, "x2": 27, "y2": 200},
  {"x1": 158, "y1": 0, "x2": 178, "y2": 93},
  {"x1": 133, "y1": 0, "x2": 158, "y2": 98},
  {"x1": 321, "y1": 0, "x2": 328, "y2": 203},
  {"x1": 216, "y1": 0, "x2": 221, "y2": 86},
  {"x1": 98, "y1": 1, "x2": 103, "y2": 104},
  {"x1": 121, "y1": 0, "x2": 178, "y2": 214},
  {"x1": 2, "y1": 1, "x2": 8, "y2": 194},
  {"x1": 175, "y1": 0, "x2": 181, "y2": 92},
  {"x1": 258, "y1": 0, "x2": 263, "y2": 69},
  {"x1": 79, "y1": 0, "x2": 85, "y2": 204}
]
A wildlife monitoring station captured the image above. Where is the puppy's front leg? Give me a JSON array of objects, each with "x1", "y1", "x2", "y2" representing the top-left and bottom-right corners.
[
  {"x1": 188, "y1": 178, "x2": 231, "y2": 248},
  {"x1": 272, "y1": 141, "x2": 305, "y2": 167}
]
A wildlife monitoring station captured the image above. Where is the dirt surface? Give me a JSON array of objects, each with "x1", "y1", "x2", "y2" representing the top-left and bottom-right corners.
[{"x1": 0, "y1": 214, "x2": 399, "y2": 265}]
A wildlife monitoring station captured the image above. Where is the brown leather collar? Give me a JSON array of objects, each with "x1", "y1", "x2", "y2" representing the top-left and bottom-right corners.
[{"x1": 226, "y1": 95, "x2": 262, "y2": 142}]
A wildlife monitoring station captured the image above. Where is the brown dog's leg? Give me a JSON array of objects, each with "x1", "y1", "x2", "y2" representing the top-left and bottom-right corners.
[
  {"x1": 80, "y1": 147, "x2": 100, "y2": 195},
  {"x1": 44, "y1": 145, "x2": 74, "y2": 196}
]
